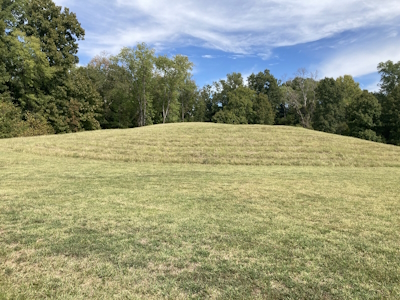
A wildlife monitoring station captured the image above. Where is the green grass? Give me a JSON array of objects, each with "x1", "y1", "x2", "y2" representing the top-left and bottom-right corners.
[{"x1": 0, "y1": 123, "x2": 400, "y2": 299}]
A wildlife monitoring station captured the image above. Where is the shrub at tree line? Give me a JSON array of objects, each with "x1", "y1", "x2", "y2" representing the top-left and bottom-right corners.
[{"x1": 1, "y1": 0, "x2": 399, "y2": 145}]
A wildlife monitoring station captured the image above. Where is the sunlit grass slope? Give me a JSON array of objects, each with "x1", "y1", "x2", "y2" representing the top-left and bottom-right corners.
[
  {"x1": 1, "y1": 123, "x2": 400, "y2": 166},
  {"x1": 1, "y1": 124, "x2": 400, "y2": 299}
]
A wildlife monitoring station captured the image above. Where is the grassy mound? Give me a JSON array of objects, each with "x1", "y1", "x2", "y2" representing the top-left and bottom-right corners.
[
  {"x1": 1, "y1": 124, "x2": 399, "y2": 299},
  {"x1": 1, "y1": 123, "x2": 400, "y2": 167}
]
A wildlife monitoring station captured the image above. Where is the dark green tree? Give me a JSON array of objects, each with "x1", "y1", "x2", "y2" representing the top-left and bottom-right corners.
[
  {"x1": 0, "y1": 0, "x2": 100, "y2": 137},
  {"x1": 0, "y1": 100, "x2": 25, "y2": 138},
  {"x1": 0, "y1": 0, "x2": 10, "y2": 94},
  {"x1": 248, "y1": 69, "x2": 281, "y2": 120},
  {"x1": 193, "y1": 85, "x2": 216, "y2": 122},
  {"x1": 347, "y1": 91, "x2": 382, "y2": 142},
  {"x1": 117, "y1": 44, "x2": 156, "y2": 127},
  {"x1": 18, "y1": 0, "x2": 85, "y2": 69},
  {"x1": 87, "y1": 53, "x2": 135, "y2": 129},
  {"x1": 313, "y1": 77, "x2": 346, "y2": 134},
  {"x1": 336, "y1": 75, "x2": 362, "y2": 105},
  {"x1": 212, "y1": 86, "x2": 254, "y2": 124},
  {"x1": 5, "y1": 30, "x2": 55, "y2": 113},
  {"x1": 47, "y1": 67, "x2": 102, "y2": 133},
  {"x1": 376, "y1": 61, "x2": 400, "y2": 145},
  {"x1": 19, "y1": 0, "x2": 88, "y2": 133},
  {"x1": 379, "y1": 85, "x2": 400, "y2": 145},
  {"x1": 0, "y1": 98, "x2": 52, "y2": 138},
  {"x1": 377, "y1": 60, "x2": 400, "y2": 95},
  {"x1": 252, "y1": 93, "x2": 274, "y2": 125},
  {"x1": 178, "y1": 77, "x2": 197, "y2": 122},
  {"x1": 66, "y1": 67, "x2": 102, "y2": 132},
  {"x1": 213, "y1": 73, "x2": 244, "y2": 108}
]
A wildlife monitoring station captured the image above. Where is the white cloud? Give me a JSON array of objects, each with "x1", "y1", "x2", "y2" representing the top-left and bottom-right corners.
[
  {"x1": 202, "y1": 55, "x2": 216, "y2": 59},
  {"x1": 229, "y1": 54, "x2": 246, "y2": 60},
  {"x1": 318, "y1": 33, "x2": 400, "y2": 79},
  {"x1": 257, "y1": 51, "x2": 273, "y2": 60},
  {"x1": 60, "y1": 0, "x2": 400, "y2": 58}
]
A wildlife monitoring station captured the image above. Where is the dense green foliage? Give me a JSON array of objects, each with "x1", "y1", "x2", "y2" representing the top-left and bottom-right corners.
[
  {"x1": 347, "y1": 91, "x2": 382, "y2": 142},
  {"x1": 0, "y1": 101, "x2": 25, "y2": 138},
  {"x1": 248, "y1": 69, "x2": 281, "y2": 120},
  {"x1": 1, "y1": 0, "x2": 399, "y2": 146},
  {"x1": 313, "y1": 77, "x2": 346, "y2": 134},
  {"x1": 379, "y1": 85, "x2": 400, "y2": 145},
  {"x1": 0, "y1": 0, "x2": 93, "y2": 135},
  {"x1": 377, "y1": 60, "x2": 400, "y2": 95}
]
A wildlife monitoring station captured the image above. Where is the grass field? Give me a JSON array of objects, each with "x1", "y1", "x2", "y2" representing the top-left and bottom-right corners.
[{"x1": 1, "y1": 123, "x2": 400, "y2": 299}]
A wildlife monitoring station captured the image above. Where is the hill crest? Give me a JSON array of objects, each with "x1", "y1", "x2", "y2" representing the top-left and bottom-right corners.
[{"x1": 1, "y1": 123, "x2": 399, "y2": 167}]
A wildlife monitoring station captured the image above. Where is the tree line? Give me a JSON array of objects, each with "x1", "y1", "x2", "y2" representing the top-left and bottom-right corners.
[{"x1": 1, "y1": 0, "x2": 400, "y2": 145}]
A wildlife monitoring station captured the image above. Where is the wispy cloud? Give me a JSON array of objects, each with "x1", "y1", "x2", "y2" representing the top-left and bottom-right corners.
[
  {"x1": 318, "y1": 27, "x2": 400, "y2": 78},
  {"x1": 229, "y1": 54, "x2": 247, "y2": 60},
  {"x1": 55, "y1": 0, "x2": 400, "y2": 58},
  {"x1": 54, "y1": 0, "x2": 400, "y2": 88},
  {"x1": 257, "y1": 51, "x2": 273, "y2": 60}
]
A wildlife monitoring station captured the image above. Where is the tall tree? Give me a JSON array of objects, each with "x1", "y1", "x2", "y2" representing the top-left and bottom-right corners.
[
  {"x1": 379, "y1": 85, "x2": 400, "y2": 145},
  {"x1": 347, "y1": 90, "x2": 382, "y2": 142},
  {"x1": 252, "y1": 93, "x2": 274, "y2": 125},
  {"x1": 65, "y1": 67, "x2": 102, "y2": 132},
  {"x1": 87, "y1": 53, "x2": 135, "y2": 129},
  {"x1": 212, "y1": 86, "x2": 254, "y2": 124},
  {"x1": 18, "y1": 0, "x2": 85, "y2": 69},
  {"x1": 194, "y1": 84, "x2": 215, "y2": 122},
  {"x1": 0, "y1": 0, "x2": 100, "y2": 136},
  {"x1": 376, "y1": 61, "x2": 400, "y2": 145},
  {"x1": 282, "y1": 69, "x2": 318, "y2": 129},
  {"x1": 0, "y1": 0, "x2": 11, "y2": 95},
  {"x1": 1, "y1": 0, "x2": 56, "y2": 108},
  {"x1": 5, "y1": 30, "x2": 55, "y2": 112},
  {"x1": 313, "y1": 77, "x2": 346, "y2": 134},
  {"x1": 178, "y1": 77, "x2": 197, "y2": 122},
  {"x1": 377, "y1": 60, "x2": 400, "y2": 95},
  {"x1": 19, "y1": 0, "x2": 87, "y2": 133},
  {"x1": 117, "y1": 44, "x2": 155, "y2": 127},
  {"x1": 155, "y1": 55, "x2": 193, "y2": 124},
  {"x1": 336, "y1": 75, "x2": 362, "y2": 105},
  {"x1": 87, "y1": 52, "x2": 113, "y2": 127},
  {"x1": 213, "y1": 72, "x2": 244, "y2": 108},
  {"x1": 247, "y1": 69, "x2": 281, "y2": 120}
]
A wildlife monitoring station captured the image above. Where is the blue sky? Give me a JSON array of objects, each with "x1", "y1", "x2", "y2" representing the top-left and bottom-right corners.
[{"x1": 55, "y1": 0, "x2": 400, "y2": 91}]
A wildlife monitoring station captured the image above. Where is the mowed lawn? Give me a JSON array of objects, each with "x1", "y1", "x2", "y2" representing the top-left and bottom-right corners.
[{"x1": 1, "y1": 124, "x2": 400, "y2": 299}]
